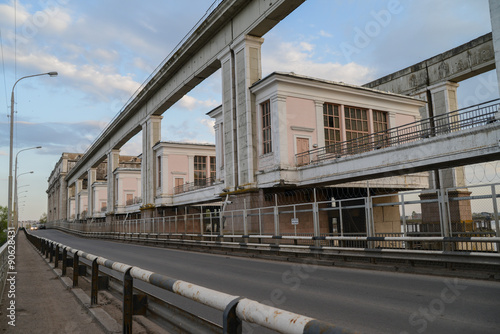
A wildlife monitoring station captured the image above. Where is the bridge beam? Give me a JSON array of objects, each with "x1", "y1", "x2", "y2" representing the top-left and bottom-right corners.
[
  {"x1": 64, "y1": 0, "x2": 305, "y2": 189},
  {"x1": 363, "y1": 33, "x2": 495, "y2": 95}
]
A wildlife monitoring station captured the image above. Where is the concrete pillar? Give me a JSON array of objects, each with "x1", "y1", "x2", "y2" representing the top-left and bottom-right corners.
[
  {"x1": 75, "y1": 179, "x2": 82, "y2": 219},
  {"x1": 314, "y1": 101, "x2": 325, "y2": 147},
  {"x1": 428, "y1": 81, "x2": 465, "y2": 189},
  {"x1": 218, "y1": 35, "x2": 264, "y2": 190},
  {"x1": 213, "y1": 122, "x2": 223, "y2": 180},
  {"x1": 141, "y1": 115, "x2": 162, "y2": 207},
  {"x1": 490, "y1": 0, "x2": 500, "y2": 96},
  {"x1": 107, "y1": 150, "x2": 120, "y2": 215},
  {"x1": 87, "y1": 168, "x2": 97, "y2": 217},
  {"x1": 188, "y1": 155, "x2": 194, "y2": 183},
  {"x1": 272, "y1": 94, "x2": 289, "y2": 167},
  {"x1": 59, "y1": 176, "x2": 68, "y2": 221}
]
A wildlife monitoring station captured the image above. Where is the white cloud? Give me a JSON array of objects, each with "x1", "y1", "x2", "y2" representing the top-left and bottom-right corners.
[
  {"x1": 0, "y1": 150, "x2": 7, "y2": 156},
  {"x1": 263, "y1": 41, "x2": 376, "y2": 85},
  {"x1": 200, "y1": 118, "x2": 215, "y2": 135},
  {"x1": 178, "y1": 95, "x2": 219, "y2": 111},
  {"x1": 319, "y1": 30, "x2": 333, "y2": 38}
]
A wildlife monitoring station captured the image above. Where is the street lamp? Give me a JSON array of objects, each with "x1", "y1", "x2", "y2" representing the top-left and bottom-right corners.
[
  {"x1": 13, "y1": 146, "x2": 42, "y2": 227},
  {"x1": 13, "y1": 171, "x2": 33, "y2": 229},
  {"x1": 7, "y1": 72, "x2": 57, "y2": 228}
]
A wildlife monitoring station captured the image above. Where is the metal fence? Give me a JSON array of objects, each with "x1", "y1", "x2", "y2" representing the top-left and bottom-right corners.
[
  {"x1": 49, "y1": 183, "x2": 500, "y2": 253},
  {"x1": 296, "y1": 99, "x2": 500, "y2": 166},
  {"x1": 26, "y1": 230, "x2": 353, "y2": 334}
]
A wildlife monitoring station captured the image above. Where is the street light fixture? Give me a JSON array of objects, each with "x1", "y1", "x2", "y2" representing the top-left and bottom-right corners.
[
  {"x1": 13, "y1": 171, "x2": 33, "y2": 229},
  {"x1": 7, "y1": 72, "x2": 57, "y2": 228},
  {"x1": 13, "y1": 146, "x2": 42, "y2": 227}
]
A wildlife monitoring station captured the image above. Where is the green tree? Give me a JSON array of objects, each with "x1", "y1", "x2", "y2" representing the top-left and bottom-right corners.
[
  {"x1": 0, "y1": 205, "x2": 8, "y2": 245},
  {"x1": 39, "y1": 212, "x2": 47, "y2": 224}
]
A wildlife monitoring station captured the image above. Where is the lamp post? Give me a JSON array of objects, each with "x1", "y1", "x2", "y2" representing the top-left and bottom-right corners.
[
  {"x1": 14, "y1": 171, "x2": 33, "y2": 229},
  {"x1": 13, "y1": 146, "x2": 42, "y2": 227},
  {"x1": 7, "y1": 72, "x2": 57, "y2": 228}
]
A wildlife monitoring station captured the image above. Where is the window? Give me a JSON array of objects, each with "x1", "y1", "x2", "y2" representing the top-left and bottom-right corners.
[
  {"x1": 323, "y1": 103, "x2": 341, "y2": 151},
  {"x1": 373, "y1": 110, "x2": 388, "y2": 133},
  {"x1": 373, "y1": 110, "x2": 389, "y2": 147},
  {"x1": 344, "y1": 106, "x2": 369, "y2": 140},
  {"x1": 194, "y1": 156, "x2": 207, "y2": 186},
  {"x1": 210, "y1": 156, "x2": 216, "y2": 180},
  {"x1": 262, "y1": 100, "x2": 272, "y2": 154},
  {"x1": 157, "y1": 156, "x2": 162, "y2": 188}
]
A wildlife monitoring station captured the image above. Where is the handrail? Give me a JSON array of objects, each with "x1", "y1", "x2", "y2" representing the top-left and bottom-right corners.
[
  {"x1": 27, "y1": 231, "x2": 354, "y2": 334},
  {"x1": 296, "y1": 98, "x2": 500, "y2": 166}
]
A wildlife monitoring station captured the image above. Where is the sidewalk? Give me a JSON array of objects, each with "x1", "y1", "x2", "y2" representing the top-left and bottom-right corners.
[{"x1": 0, "y1": 231, "x2": 104, "y2": 334}]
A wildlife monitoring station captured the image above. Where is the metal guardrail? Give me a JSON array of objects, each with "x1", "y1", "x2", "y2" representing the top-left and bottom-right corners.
[
  {"x1": 174, "y1": 176, "x2": 217, "y2": 194},
  {"x1": 296, "y1": 99, "x2": 500, "y2": 166},
  {"x1": 26, "y1": 230, "x2": 356, "y2": 334}
]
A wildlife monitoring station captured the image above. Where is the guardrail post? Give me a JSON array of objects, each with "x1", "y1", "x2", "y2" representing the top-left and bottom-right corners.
[
  {"x1": 73, "y1": 252, "x2": 79, "y2": 287},
  {"x1": 223, "y1": 297, "x2": 242, "y2": 334},
  {"x1": 91, "y1": 258, "x2": 98, "y2": 306},
  {"x1": 62, "y1": 247, "x2": 67, "y2": 276},
  {"x1": 123, "y1": 268, "x2": 133, "y2": 334},
  {"x1": 274, "y1": 194, "x2": 279, "y2": 237},
  {"x1": 54, "y1": 244, "x2": 59, "y2": 268},
  {"x1": 49, "y1": 243, "x2": 54, "y2": 262}
]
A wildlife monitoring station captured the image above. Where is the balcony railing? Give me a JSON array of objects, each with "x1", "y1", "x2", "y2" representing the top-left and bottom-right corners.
[
  {"x1": 296, "y1": 99, "x2": 500, "y2": 166},
  {"x1": 174, "y1": 177, "x2": 216, "y2": 195},
  {"x1": 126, "y1": 196, "x2": 142, "y2": 206}
]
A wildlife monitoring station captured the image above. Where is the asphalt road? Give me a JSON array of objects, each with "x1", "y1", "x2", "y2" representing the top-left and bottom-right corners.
[{"x1": 33, "y1": 229, "x2": 500, "y2": 334}]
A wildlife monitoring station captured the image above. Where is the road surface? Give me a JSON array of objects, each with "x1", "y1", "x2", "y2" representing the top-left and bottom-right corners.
[{"x1": 33, "y1": 229, "x2": 500, "y2": 334}]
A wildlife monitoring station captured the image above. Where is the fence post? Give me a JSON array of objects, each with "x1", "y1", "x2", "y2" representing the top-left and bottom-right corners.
[
  {"x1": 313, "y1": 188, "x2": 320, "y2": 239},
  {"x1": 274, "y1": 194, "x2": 279, "y2": 236},
  {"x1": 91, "y1": 258, "x2": 98, "y2": 306},
  {"x1": 243, "y1": 199, "x2": 248, "y2": 241},
  {"x1": 62, "y1": 247, "x2": 67, "y2": 276},
  {"x1": 123, "y1": 268, "x2": 133, "y2": 334},
  {"x1": 54, "y1": 244, "x2": 59, "y2": 268},
  {"x1": 49, "y1": 243, "x2": 53, "y2": 263},
  {"x1": 223, "y1": 297, "x2": 243, "y2": 334},
  {"x1": 72, "y1": 252, "x2": 79, "y2": 287},
  {"x1": 491, "y1": 185, "x2": 500, "y2": 253}
]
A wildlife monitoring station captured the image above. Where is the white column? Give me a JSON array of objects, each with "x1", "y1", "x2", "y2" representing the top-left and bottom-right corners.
[
  {"x1": 59, "y1": 175, "x2": 68, "y2": 221},
  {"x1": 218, "y1": 35, "x2": 264, "y2": 190},
  {"x1": 272, "y1": 94, "x2": 289, "y2": 168},
  {"x1": 141, "y1": 115, "x2": 162, "y2": 206},
  {"x1": 219, "y1": 46, "x2": 236, "y2": 189},
  {"x1": 75, "y1": 179, "x2": 82, "y2": 219},
  {"x1": 87, "y1": 168, "x2": 96, "y2": 217},
  {"x1": 428, "y1": 81, "x2": 464, "y2": 189},
  {"x1": 107, "y1": 149, "x2": 120, "y2": 214},
  {"x1": 314, "y1": 101, "x2": 325, "y2": 147},
  {"x1": 188, "y1": 155, "x2": 194, "y2": 183}
]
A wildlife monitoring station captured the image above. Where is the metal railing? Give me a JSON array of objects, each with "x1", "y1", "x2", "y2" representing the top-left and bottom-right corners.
[
  {"x1": 296, "y1": 99, "x2": 500, "y2": 166},
  {"x1": 174, "y1": 176, "x2": 216, "y2": 194},
  {"x1": 48, "y1": 183, "x2": 500, "y2": 254},
  {"x1": 26, "y1": 230, "x2": 353, "y2": 334}
]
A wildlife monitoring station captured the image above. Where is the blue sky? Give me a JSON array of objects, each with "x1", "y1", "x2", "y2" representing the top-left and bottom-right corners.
[{"x1": 0, "y1": 0, "x2": 497, "y2": 220}]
